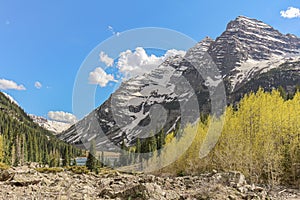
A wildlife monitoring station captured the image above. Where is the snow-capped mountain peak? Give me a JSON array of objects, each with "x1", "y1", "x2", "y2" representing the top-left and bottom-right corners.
[
  {"x1": 207, "y1": 16, "x2": 300, "y2": 91},
  {"x1": 59, "y1": 16, "x2": 300, "y2": 148},
  {"x1": 29, "y1": 114, "x2": 72, "y2": 134}
]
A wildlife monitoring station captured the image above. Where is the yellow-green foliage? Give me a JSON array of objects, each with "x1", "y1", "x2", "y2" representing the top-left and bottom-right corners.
[
  {"x1": 66, "y1": 166, "x2": 90, "y2": 174},
  {"x1": 165, "y1": 131, "x2": 175, "y2": 144},
  {"x1": 162, "y1": 89, "x2": 300, "y2": 186},
  {"x1": 35, "y1": 167, "x2": 64, "y2": 173},
  {"x1": 0, "y1": 135, "x2": 3, "y2": 162},
  {"x1": 0, "y1": 162, "x2": 9, "y2": 170}
]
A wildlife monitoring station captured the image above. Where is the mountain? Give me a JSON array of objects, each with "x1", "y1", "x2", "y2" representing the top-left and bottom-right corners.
[
  {"x1": 1, "y1": 92, "x2": 19, "y2": 106},
  {"x1": 0, "y1": 92, "x2": 81, "y2": 166},
  {"x1": 1, "y1": 93, "x2": 72, "y2": 134},
  {"x1": 29, "y1": 114, "x2": 72, "y2": 134},
  {"x1": 59, "y1": 16, "x2": 300, "y2": 149},
  {"x1": 208, "y1": 16, "x2": 300, "y2": 92},
  {"x1": 59, "y1": 53, "x2": 213, "y2": 149}
]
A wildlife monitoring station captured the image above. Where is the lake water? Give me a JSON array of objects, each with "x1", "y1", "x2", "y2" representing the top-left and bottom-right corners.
[
  {"x1": 75, "y1": 157, "x2": 87, "y2": 166},
  {"x1": 75, "y1": 157, "x2": 118, "y2": 166}
]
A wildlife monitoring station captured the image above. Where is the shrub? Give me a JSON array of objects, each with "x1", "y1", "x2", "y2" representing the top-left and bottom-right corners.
[
  {"x1": 0, "y1": 162, "x2": 9, "y2": 170},
  {"x1": 35, "y1": 167, "x2": 64, "y2": 173},
  {"x1": 66, "y1": 166, "x2": 90, "y2": 174}
]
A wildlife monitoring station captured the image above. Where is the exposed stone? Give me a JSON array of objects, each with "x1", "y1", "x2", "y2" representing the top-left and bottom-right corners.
[
  {"x1": 0, "y1": 170, "x2": 14, "y2": 181},
  {"x1": 10, "y1": 179, "x2": 41, "y2": 187},
  {"x1": 59, "y1": 16, "x2": 300, "y2": 150},
  {"x1": 0, "y1": 166, "x2": 298, "y2": 199}
]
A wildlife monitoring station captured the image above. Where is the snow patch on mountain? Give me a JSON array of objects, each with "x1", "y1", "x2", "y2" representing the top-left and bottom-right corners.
[
  {"x1": 30, "y1": 115, "x2": 72, "y2": 134},
  {"x1": 2, "y1": 92, "x2": 19, "y2": 106},
  {"x1": 59, "y1": 16, "x2": 300, "y2": 148}
]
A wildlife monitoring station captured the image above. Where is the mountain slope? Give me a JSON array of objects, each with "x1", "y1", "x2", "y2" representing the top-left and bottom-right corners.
[
  {"x1": 59, "y1": 16, "x2": 300, "y2": 149},
  {"x1": 0, "y1": 92, "x2": 81, "y2": 166},
  {"x1": 59, "y1": 54, "x2": 211, "y2": 149},
  {"x1": 208, "y1": 16, "x2": 300, "y2": 92},
  {"x1": 29, "y1": 114, "x2": 72, "y2": 134}
]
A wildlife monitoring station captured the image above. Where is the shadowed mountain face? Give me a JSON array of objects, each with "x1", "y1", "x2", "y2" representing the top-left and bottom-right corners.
[{"x1": 59, "y1": 16, "x2": 300, "y2": 150}]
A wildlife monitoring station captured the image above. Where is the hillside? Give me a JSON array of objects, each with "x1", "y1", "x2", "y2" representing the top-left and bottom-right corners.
[
  {"x1": 29, "y1": 114, "x2": 72, "y2": 134},
  {"x1": 0, "y1": 92, "x2": 82, "y2": 166}
]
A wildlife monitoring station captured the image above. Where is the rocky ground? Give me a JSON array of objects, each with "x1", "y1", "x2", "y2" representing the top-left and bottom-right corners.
[{"x1": 0, "y1": 164, "x2": 299, "y2": 200}]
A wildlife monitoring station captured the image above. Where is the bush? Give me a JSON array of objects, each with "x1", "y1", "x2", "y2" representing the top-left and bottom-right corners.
[
  {"x1": 177, "y1": 170, "x2": 186, "y2": 177},
  {"x1": 0, "y1": 162, "x2": 9, "y2": 170},
  {"x1": 35, "y1": 167, "x2": 64, "y2": 173},
  {"x1": 66, "y1": 166, "x2": 90, "y2": 174}
]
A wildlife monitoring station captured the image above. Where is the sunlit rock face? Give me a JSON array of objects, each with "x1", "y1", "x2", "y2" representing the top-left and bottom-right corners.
[{"x1": 59, "y1": 16, "x2": 300, "y2": 149}]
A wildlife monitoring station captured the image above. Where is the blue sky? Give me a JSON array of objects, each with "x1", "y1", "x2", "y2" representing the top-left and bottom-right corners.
[{"x1": 0, "y1": 0, "x2": 300, "y2": 121}]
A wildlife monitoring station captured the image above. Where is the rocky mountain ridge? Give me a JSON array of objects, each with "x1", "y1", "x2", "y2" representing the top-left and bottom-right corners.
[
  {"x1": 208, "y1": 16, "x2": 300, "y2": 91},
  {"x1": 59, "y1": 16, "x2": 300, "y2": 149}
]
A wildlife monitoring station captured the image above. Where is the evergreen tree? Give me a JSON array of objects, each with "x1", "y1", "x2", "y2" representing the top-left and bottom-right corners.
[
  {"x1": 135, "y1": 138, "x2": 141, "y2": 163},
  {"x1": 86, "y1": 140, "x2": 97, "y2": 172},
  {"x1": 72, "y1": 158, "x2": 77, "y2": 166},
  {"x1": 278, "y1": 86, "x2": 287, "y2": 100},
  {"x1": 119, "y1": 139, "x2": 128, "y2": 166},
  {"x1": 101, "y1": 151, "x2": 104, "y2": 167},
  {"x1": 157, "y1": 129, "x2": 165, "y2": 151},
  {"x1": 0, "y1": 92, "x2": 83, "y2": 168},
  {"x1": 149, "y1": 134, "x2": 157, "y2": 154},
  {"x1": 0, "y1": 135, "x2": 3, "y2": 162},
  {"x1": 62, "y1": 146, "x2": 70, "y2": 166}
]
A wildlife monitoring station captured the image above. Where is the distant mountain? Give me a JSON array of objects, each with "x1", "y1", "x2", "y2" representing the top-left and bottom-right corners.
[
  {"x1": 29, "y1": 114, "x2": 72, "y2": 134},
  {"x1": 59, "y1": 16, "x2": 300, "y2": 149}
]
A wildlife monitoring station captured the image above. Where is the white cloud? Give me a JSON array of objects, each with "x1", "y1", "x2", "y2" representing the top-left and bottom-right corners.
[
  {"x1": 280, "y1": 7, "x2": 300, "y2": 19},
  {"x1": 108, "y1": 26, "x2": 114, "y2": 32},
  {"x1": 34, "y1": 81, "x2": 42, "y2": 89},
  {"x1": 117, "y1": 47, "x2": 163, "y2": 78},
  {"x1": 48, "y1": 111, "x2": 77, "y2": 124},
  {"x1": 88, "y1": 67, "x2": 117, "y2": 87},
  {"x1": 165, "y1": 49, "x2": 186, "y2": 58},
  {"x1": 117, "y1": 47, "x2": 186, "y2": 78},
  {"x1": 99, "y1": 51, "x2": 114, "y2": 67},
  {"x1": 0, "y1": 78, "x2": 26, "y2": 90}
]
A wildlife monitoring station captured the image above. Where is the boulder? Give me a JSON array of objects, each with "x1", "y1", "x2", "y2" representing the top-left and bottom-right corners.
[{"x1": 0, "y1": 170, "x2": 14, "y2": 181}]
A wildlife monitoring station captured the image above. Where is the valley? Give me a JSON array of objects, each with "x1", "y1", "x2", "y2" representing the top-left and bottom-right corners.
[{"x1": 0, "y1": 15, "x2": 300, "y2": 199}]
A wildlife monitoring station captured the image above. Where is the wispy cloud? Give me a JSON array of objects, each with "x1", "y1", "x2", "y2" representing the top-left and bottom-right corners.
[
  {"x1": 48, "y1": 111, "x2": 77, "y2": 124},
  {"x1": 280, "y1": 7, "x2": 300, "y2": 19},
  {"x1": 108, "y1": 25, "x2": 120, "y2": 36},
  {"x1": 99, "y1": 51, "x2": 114, "y2": 67},
  {"x1": 34, "y1": 81, "x2": 42, "y2": 89},
  {"x1": 88, "y1": 67, "x2": 117, "y2": 87},
  {"x1": 0, "y1": 78, "x2": 26, "y2": 90}
]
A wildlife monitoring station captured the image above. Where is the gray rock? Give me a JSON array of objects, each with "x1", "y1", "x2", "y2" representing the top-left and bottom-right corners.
[{"x1": 0, "y1": 166, "x2": 298, "y2": 199}]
